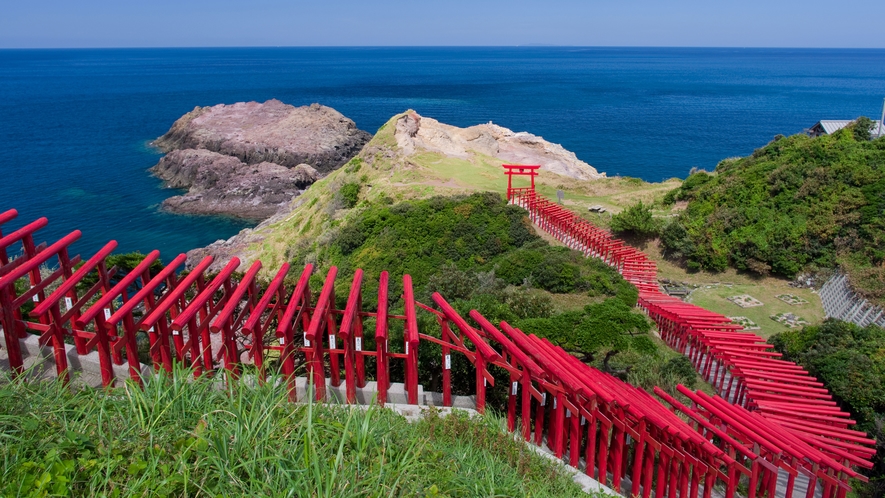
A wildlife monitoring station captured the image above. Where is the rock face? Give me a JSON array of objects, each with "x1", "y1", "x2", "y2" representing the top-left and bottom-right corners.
[
  {"x1": 151, "y1": 100, "x2": 370, "y2": 219},
  {"x1": 394, "y1": 112, "x2": 604, "y2": 180},
  {"x1": 153, "y1": 149, "x2": 319, "y2": 220}
]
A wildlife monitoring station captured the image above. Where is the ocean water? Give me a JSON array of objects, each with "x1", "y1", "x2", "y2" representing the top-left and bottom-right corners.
[{"x1": 1, "y1": 47, "x2": 884, "y2": 260}]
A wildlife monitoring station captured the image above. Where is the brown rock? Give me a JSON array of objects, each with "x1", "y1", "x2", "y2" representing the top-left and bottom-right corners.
[
  {"x1": 393, "y1": 112, "x2": 604, "y2": 180},
  {"x1": 151, "y1": 149, "x2": 319, "y2": 220},
  {"x1": 153, "y1": 100, "x2": 371, "y2": 173}
]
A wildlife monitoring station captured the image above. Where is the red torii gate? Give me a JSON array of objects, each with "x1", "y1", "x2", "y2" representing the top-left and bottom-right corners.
[{"x1": 503, "y1": 164, "x2": 540, "y2": 201}]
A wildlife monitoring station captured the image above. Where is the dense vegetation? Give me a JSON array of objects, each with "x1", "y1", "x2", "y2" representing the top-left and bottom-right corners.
[
  {"x1": 0, "y1": 370, "x2": 590, "y2": 497},
  {"x1": 661, "y1": 120, "x2": 885, "y2": 300},
  {"x1": 292, "y1": 192, "x2": 696, "y2": 403},
  {"x1": 770, "y1": 319, "x2": 885, "y2": 497}
]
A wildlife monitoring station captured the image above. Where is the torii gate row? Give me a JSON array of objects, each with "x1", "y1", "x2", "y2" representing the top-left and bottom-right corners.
[
  {"x1": 3, "y1": 205, "x2": 855, "y2": 498},
  {"x1": 505, "y1": 174, "x2": 876, "y2": 497}
]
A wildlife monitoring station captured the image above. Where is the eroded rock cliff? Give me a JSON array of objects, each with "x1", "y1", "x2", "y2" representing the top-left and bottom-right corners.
[
  {"x1": 394, "y1": 112, "x2": 603, "y2": 180},
  {"x1": 151, "y1": 100, "x2": 370, "y2": 219}
]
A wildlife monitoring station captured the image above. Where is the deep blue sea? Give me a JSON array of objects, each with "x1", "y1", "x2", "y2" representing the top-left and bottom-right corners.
[{"x1": 2, "y1": 47, "x2": 884, "y2": 260}]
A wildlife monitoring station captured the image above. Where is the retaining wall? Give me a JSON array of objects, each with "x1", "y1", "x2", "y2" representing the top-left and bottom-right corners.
[{"x1": 819, "y1": 273, "x2": 885, "y2": 328}]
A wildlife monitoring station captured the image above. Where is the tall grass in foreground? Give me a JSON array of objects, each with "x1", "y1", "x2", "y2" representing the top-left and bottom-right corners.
[{"x1": 0, "y1": 369, "x2": 590, "y2": 497}]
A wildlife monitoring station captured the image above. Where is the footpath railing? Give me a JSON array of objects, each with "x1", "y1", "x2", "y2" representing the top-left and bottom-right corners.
[
  {"x1": 0, "y1": 184, "x2": 875, "y2": 498},
  {"x1": 509, "y1": 187, "x2": 876, "y2": 498}
]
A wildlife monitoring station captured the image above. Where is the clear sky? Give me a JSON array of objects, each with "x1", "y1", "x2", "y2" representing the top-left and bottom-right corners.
[{"x1": 3, "y1": 0, "x2": 885, "y2": 49}]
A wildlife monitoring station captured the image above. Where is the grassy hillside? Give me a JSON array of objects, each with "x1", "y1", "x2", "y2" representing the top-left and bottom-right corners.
[
  {"x1": 241, "y1": 111, "x2": 680, "y2": 274},
  {"x1": 661, "y1": 121, "x2": 885, "y2": 303},
  {"x1": 0, "y1": 370, "x2": 593, "y2": 497}
]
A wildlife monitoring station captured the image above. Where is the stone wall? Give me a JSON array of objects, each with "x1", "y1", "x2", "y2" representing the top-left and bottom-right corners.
[{"x1": 819, "y1": 273, "x2": 885, "y2": 328}]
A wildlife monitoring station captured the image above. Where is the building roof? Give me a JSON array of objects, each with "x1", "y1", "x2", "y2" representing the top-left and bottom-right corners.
[{"x1": 812, "y1": 119, "x2": 884, "y2": 136}]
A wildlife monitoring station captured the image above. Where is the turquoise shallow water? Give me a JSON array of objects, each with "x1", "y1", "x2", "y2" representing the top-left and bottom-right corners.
[{"x1": 1, "y1": 47, "x2": 884, "y2": 259}]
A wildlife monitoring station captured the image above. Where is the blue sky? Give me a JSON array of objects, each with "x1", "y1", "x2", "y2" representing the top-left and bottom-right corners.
[{"x1": 3, "y1": 0, "x2": 885, "y2": 48}]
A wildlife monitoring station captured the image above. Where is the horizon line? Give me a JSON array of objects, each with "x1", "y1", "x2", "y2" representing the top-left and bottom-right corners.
[{"x1": 3, "y1": 44, "x2": 885, "y2": 50}]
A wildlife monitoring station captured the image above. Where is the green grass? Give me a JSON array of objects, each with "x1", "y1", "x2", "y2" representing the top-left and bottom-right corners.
[
  {"x1": 687, "y1": 283, "x2": 823, "y2": 339},
  {"x1": 0, "y1": 369, "x2": 592, "y2": 497}
]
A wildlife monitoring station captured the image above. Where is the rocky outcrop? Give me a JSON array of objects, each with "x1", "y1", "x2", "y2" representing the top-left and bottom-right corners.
[
  {"x1": 393, "y1": 112, "x2": 604, "y2": 180},
  {"x1": 152, "y1": 100, "x2": 370, "y2": 220},
  {"x1": 154, "y1": 100, "x2": 371, "y2": 173},
  {"x1": 152, "y1": 149, "x2": 318, "y2": 220}
]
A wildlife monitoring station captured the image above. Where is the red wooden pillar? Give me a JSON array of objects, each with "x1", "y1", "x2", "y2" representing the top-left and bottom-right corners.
[
  {"x1": 631, "y1": 421, "x2": 647, "y2": 498},
  {"x1": 306, "y1": 267, "x2": 337, "y2": 401},
  {"x1": 375, "y1": 271, "x2": 389, "y2": 406},
  {"x1": 506, "y1": 361, "x2": 518, "y2": 433},
  {"x1": 354, "y1": 294, "x2": 366, "y2": 388},
  {"x1": 0, "y1": 286, "x2": 23, "y2": 375},
  {"x1": 92, "y1": 310, "x2": 117, "y2": 387},
  {"x1": 441, "y1": 319, "x2": 452, "y2": 406},
  {"x1": 568, "y1": 403, "x2": 582, "y2": 468},
  {"x1": 586, "y1": 410, "x2": 598, "y2": 477},
  {"x1": 341, "y1": 269, "x2": 364, "y2": 404},
  {"x1": 552, "y1": 393, "x2": 566, "y2": 458},
  {"x1": 119, "y1": 289, "x2": 144, "y2": 386},
  {"x1": 535, "y1": 390, "x2": 547, "y2": 446},
  {"x1": 475, "y1": 355, "x2": 487, "y2": 414},
  {"x1": 275, "y1": 264, "x2": 312, "y2": 401},
  {"x1": 520, "y1": 370, "x2": 532, "y2": 441},
  {"x1": 598, "y1": 418, "x2": 611, "y2": 486},
  {"x1": 403, "y1": 275, "x2": 420, "y2": 405},
  {"x1": 643, "y1": 441, "x2": 656, "y2": 498},
  {"x1": 611, "y1": 420, "x2": 626, "y2": 491}
]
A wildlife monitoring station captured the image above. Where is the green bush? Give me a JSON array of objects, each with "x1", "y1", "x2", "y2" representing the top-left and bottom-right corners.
[
  {"x1": 514, "y1": 298, "x2": 651, "y2": 359},
  {"x1": 625, "y1": 352, "x2": 697, "y2": 395},
  {"x1": 75, "y1": 251, "x2": 165, "y2": 294},
  {"x1": 339, "y1": 182, "x2": 361, "y2": 209},
  {"x1": 610, "y1": 201, "x2": 661, "y2": 237},
  {"x1": 316, "y1": 192, "x2": 539, "y2": 293}
]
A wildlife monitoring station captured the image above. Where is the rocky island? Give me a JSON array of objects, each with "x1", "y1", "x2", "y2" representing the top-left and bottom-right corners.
[{"x1": 151, "y1": 100, "x2": 372, "y2": 220}]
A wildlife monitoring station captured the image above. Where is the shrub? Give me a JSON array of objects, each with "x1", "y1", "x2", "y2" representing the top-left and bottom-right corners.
[
  {"x1": 851, "y1": 117, "x2": 875, "y2": 142},
  {"x1": 339, "y1": 183, "x2": 361, "y2": 208},
  {"x1": 610, "y1": 201, "x2": 661, "y2": 237},
  {"x1": 76, "y1": 252, "x2": 165, "y2": 294},
  {"x1": 514, "y1": 298, "x2": 651, "y2": 359},
  {"x1": 426, "y1": 264, "x2": 478, "y2": 301}
]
